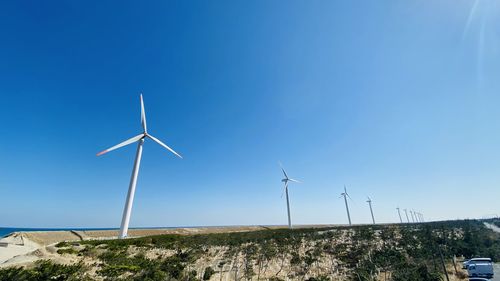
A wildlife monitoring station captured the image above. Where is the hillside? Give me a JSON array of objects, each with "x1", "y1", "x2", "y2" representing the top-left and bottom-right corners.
[{"x1": 0, "y1": 219, "x2": 499, "y2": 281}]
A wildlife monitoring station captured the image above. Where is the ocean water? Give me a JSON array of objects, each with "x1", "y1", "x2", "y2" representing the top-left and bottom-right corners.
[
  {"x1": 0, "y1": 225, "x2": 244, "y2": 238},
  {"x1": 0, "y1": 227, "x2": 118, "y2": 238},
  {"x1": 0, "y1": 226, "x2": 213, "y2": 238}
]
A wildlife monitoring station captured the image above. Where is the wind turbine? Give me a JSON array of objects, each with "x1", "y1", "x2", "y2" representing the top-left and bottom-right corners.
[
  {"x1": 340, "y1": 185, "x2": 352, "y2": 226},
  {"x1": 396, "y1": 207, "x2": 403, "y2": 223},
  {"x1": 414, "y1": 210, "x2": 420, "y2": 223},
  {"x1": 279, "y1": 162, "x2": 300, "y2": 229},
  {"x1": 404, "y1": 209, "x2": 410, "y2": 223},
  {"x1": 366, "y1": 197, "x2": 375, "y2": 224},
  {"x1": 97, "y1": 94, "x2": 182, "y2": 239}
]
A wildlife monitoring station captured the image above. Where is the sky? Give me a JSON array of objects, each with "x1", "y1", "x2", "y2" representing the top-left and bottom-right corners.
[{"x1": 1, "y1": 0, "x2": 500, "y2": 228}]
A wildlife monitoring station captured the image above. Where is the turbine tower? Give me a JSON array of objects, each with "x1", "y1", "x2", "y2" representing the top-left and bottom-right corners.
[
  {"x1": 366, "y1": 197, "x2": 375, "y2": 224},
  {"x1": 340, "y1": 185, "x2": 352, "y2": 226},
  {"x1": 404, "y1": 209, "x2": 410, "y2": 223},
  {"x1": 396, "y1": 207, "x2": 403, "y2": 223},
  {"x1": 279, "y1": 162, "x2": 300, "y2": 229},
  {"x1": 97, "y1": 94, "x2": 182, "y2": 239}
]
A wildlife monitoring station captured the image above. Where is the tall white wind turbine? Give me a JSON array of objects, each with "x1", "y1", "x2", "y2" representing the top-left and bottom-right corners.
[
  {"x1": 279, "y1": 162, "x2": 300, "y2": 229},
  {"x1": 404, "y1": 208, "x2": 410, "y2": 223},
  {"x1": 366, "y1": 197, "x2": 375, "y2": 224},
  {"x1": 396, "y1": 207, "x2": 403, "y2": 223},
  {"x1": 97, "y1": 94, "x2": 182, "y2": 239},
  {"x1": 340, "y1": 185, "x2": 352, "y2": 226}
]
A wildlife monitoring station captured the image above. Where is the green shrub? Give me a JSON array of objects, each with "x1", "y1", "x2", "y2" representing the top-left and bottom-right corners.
[
  {"x1": 98, "y1": 264, "x2": 140, "y2": 277},
  {"x1": 55, "y1": 241, "x2": 70, "y2": 248},
  {"x1": 57, "y1": 248, "x2": 79, "y2": 255},
  {"x1": 203, "y1": 266, "x2": 215, "y2": 280},
  {"x1": 0, "y1": 260, "x2": 87, "y2": 281}
]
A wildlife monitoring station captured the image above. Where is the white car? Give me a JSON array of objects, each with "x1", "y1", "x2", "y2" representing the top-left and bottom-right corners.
[
  {"x1": 467, "y1": 262, "x2": 494, "y2": 279},
  {"x1": 463, "y1": 258, "x2": 492, "y2": 269}
]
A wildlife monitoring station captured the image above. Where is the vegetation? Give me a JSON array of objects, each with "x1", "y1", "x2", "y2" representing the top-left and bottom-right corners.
[
  {"x1": 0, "y1": 260, "x2": 89, "y2": 281},
  {"x1": 0, "y1": 219, "x2": 499, "y2": 280},
  {"x1": 203, "y1": 267, "x2": 215, "y2": 280},
  {"x1": 57, "y1": 248, "x2": 79, "y2": 255}
]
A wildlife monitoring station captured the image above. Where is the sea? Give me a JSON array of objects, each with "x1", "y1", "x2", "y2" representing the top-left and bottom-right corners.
[
  {"x1": 0, "y1": 227, "x2": 118, "y2": 238},
  {"x1": 0, "y1": 225, "x2": 218, "y2": 238}
]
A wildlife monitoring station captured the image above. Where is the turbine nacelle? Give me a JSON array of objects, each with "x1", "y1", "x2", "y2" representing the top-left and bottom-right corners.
[
  {"x1": 282, "y1": 178, "x2": 300, "y2": 184},
  {"x1": 278, "y1": 162, "x2": 301, "y2": 198},
  {"x1": 340, "y1": 185, "x2": 352, "y2": 200},
  {"x1": 97, "y1": 95, "x2": 182, "y2": 159}
]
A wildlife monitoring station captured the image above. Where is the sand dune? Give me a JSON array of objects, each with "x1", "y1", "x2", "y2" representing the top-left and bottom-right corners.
[
  {"x1": 0, "y1": 233, "x2": 40, "y2": 267},
  {"x1": 0, "y1": 225, "x2": 336, "y2": 268}
]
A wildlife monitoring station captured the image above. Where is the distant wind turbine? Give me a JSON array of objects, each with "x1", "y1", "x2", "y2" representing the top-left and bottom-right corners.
[
  {"x1": 97, "y1": 94, "x2": 182, "y2": 239},
  {"x1": 340, "y1": 185, "x2": 352, "y2": 226},
  {"x1": 279, "y1": 162, "x2": 300, "y2": 229},
  {"x1": 366, "y1": 197, "x2": 375, "y2": 224},
  {"x1": 410, "y1": 210, "x2": 415, "y2": 223},
  {"x1": 404, "y1": 209, "x2": 410, "y2": 223},
  {"x1": 396, "y1": 207, "x2": 403, "y2": 223},
  {"x1": 419, "y1": 213, "x2": 424, "y2": 222}
]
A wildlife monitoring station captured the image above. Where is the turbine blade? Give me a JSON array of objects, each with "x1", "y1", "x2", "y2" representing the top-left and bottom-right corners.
[
  {"x1": 147, "y1": 134, "x2": 182, "y2": 158},
  {"x1": 140, "y1": 94, "x2": 147, "y2": 133},
  {"x1": 278, "y1": 162, "x2": 289, "y2": 179},
  {"x1": 97, "y1": 134, "x2": 144, "y2": 156},
  {"x1": 343, "y1": 185, "x2": 353, "y2": 201},
  {"x1": 288, "y1": 178, "x2": 301, "y2": 183}
]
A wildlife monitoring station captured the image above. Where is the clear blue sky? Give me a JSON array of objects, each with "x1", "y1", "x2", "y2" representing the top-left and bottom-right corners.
[{"x1": 1, "y1": 1, "x2": 499, "y2": 228}]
